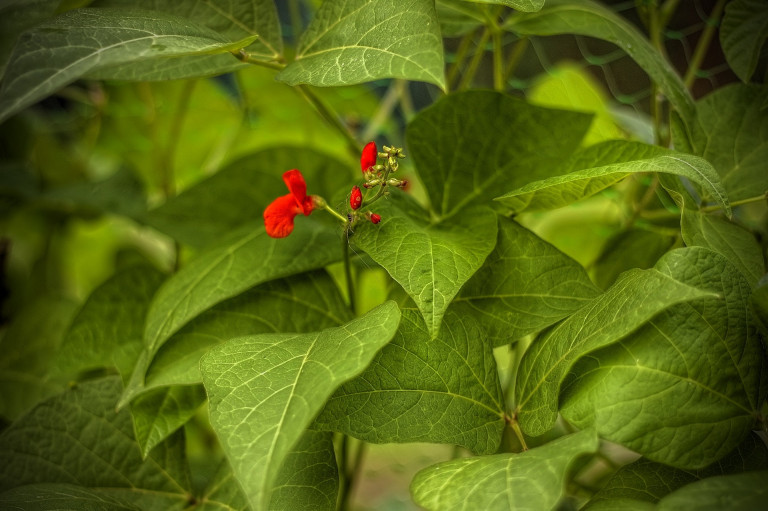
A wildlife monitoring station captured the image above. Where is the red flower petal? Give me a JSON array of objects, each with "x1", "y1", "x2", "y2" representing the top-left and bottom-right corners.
[
  {"x1": 282, "y1": 169, "x2": 314, "y2": 215},
  {"x1": 361, "y1": 141, "x2": 377, "y2": 172},
  {"x1": 370, "y1": 213, "x2": 381, "y2": 224},
  {"x1": 264, "y1": 193, "x2": 302, "y2": 238},
  {"x1": 350, "y1": 185, "x2": 362, "y2": 210}
]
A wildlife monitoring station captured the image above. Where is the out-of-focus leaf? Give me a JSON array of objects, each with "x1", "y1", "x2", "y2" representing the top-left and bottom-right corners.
[
  {"x1": 0, "y1": 0, "x2": 60, "y2": 78},
  {"x1": 656, "y1": 471, "x2": 768, "y2": 511},
  {"x1": 720, "y1": 0, "x2": 768, "y2": 82},
  {"x1": 592, "y1": 229, "x2": 675, "y2": 289}
]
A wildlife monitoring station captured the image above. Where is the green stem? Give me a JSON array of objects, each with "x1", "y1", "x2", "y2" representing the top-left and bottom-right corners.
[
  {"x1": 340, "y1": 437, "x2": 366, "y2": 511},
  {"x1": 683, "y1": 0, "x2": 728, "y2": 89},
  {"x1": 503, "y1": 37, "x2": 529, "y2": 82},
  {"x1": 447, "y1": 28, "x2": 479, "y2": 91},
  {"x1": 232, "y1": 49, "x2": 285, "y2": 70},
  {"x1": 659, "y1": 0, "x2": 682, "y2": 28},
  {"x1": 507, "y1": 414, "x2": 529, "y2": 451},
  {"x1": 342, "y1": 232, "x2": 356, "y2": 315},
  {"x1": 295, "y1": 84, "x2": 360, "y2": 157},
  {"x1": 458, "y1": 28, "x2": 491, "y2": 90},
  {"x1": 700, "y1": 193, "x2": 768, "y2": 212},
  {"x1": 492, "y1": 27, "x2": 504, "y2": 91},
  {"x1": 395, "y1": 79, "x2": 415, "y2": 121}
]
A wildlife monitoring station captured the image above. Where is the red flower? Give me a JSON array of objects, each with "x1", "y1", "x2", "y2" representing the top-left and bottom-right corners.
[
  {"x1": 369, "y1": 213, "x2": 381, "y2": 224},
  {"x1": 361, "y1": 141, "x2": 377, "y2": 172},
  {"x1": 350, "y1": 186, "x2": 362, "y2": 210},
  {"x1": 264, "y1": 169, "x2": 315, "y2": 238}
]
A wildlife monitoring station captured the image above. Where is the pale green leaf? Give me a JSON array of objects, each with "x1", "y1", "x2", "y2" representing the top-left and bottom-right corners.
[
  {"x1": 196, "y1": 461, "x2": 249, "y2": 511},
  {"x1": 55, "y1": 264, "x2": 165, "y2": 382},
  {"x1": 269, "y1": 430, "x2": 339, "y2": 511},
  {"x1": 0, "y1": 377, "x2": 192, "y2": 510},
  {"x1": 314, "y1": 309, "x2": 505, "y2": 454},
  {"x1": 0, "y1": 8, "x2": 257, "y2": 123},
  {"x1": 459, "y1": 0, "x2": 544, "y2": 12},
  {"x1": 505, "y1": 0, "x2": 694, "y2": 123},
  {"x1": 585, "y1": 433, "x2": 768, "y2": 508},
  {"x1": 0, "y1": 483, "x2": 140, "y2": 510},
  {"x1": 143, "y1": 147, "x2": 352, "y2": 248},
  {"x1": 560, "y1": 248, "x2": 766, "y2": 469},
  {"x1": 496, "y1": 141, "x2": 730, "y2": 217},
  {"x1": 200, "y1": 302, "x2": 401, "y2": 510},
  {"x1": 406, "y1": 90, "x2": 592, "y2": 218},
  {"x1": 89, "y1": 0, "x2": 282, "y2": 80},
  {"x1": 352, "y1": 196, "x2": 497, "y2": 338},
  {"x1": 514, "y1": 256, "x2": 718, "y2": 436},
  {"x1": 132, "y1": 385, "x2": 207, "y2": 458},
  {"x1": 720, "y1": 0, "x2": 768, "y2": 82},
  {"x1": 121, "y1": 220, "x2": 341, "y2": 407},
  {"x1": 452, "y1": 216, "x2": 600, "y2": 346},
  {"x1": 657, "y1": 471, "x2": 768, "y2": 511},
  {"x1": 682, "y1": 83, "x2": 768, "y2": 203},
  {"x1": 142, "y1": 271, "x2": 351, "y2": 393},
  {"x1": 681, "y1": 209, "x2": 764, "y2": 286},
  {"x1": 276, "y1": 0, "x2": 445, "y2": 89},
  {"x1": 410, "y1": 428, "x2": 599, "y2": 511}
]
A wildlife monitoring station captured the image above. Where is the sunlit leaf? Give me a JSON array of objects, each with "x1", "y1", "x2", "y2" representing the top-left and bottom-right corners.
[
  {"x1": 410, "y1": 428, "x2": 599, "y2": 510},
  {"x1": 406, "y1": 90, "x2": 591, "y2": 218},
  {"x1": 314, "y1": 310, "x2": 506, "y2": 454},
  {"x1": 277, "y1": 0, "x2": 445, "y2": 89},
  {"x1": 505, "y1": 0, "x2": 694, "y2": 123},
  {"x1": 496, "y1": 141, "x2": 730, "y2": 217},
  {"x1": 720, "y1": 0, "x2": 768, "y2": 82},
  {"x1": 514, "y1": 254, "x2": 717, "y2": 436},
  {"x1": 656, "y1": 471, "x2": 768, "y2": 511},
  {"x1": 452, "y1": 216, "x2": 600, "y2": 346},
  {"x1": 460, "y1": 0, "x2": 544, "y2": 12},
  {"x1": 561, "y1": 248, "x2": 766, "y2": 469},
  {"x1": 0, "y1": 8, "x2": 257, "y2": 123},
  {"x1": 352, "y1": 196, "x2": 497, "y2": 338},
  {"x1": 0, "y1": 377, "x2": 192, "y2": 510},
  {"x1": 201, "y1": 302, "x2": 401, "y2": 510}
]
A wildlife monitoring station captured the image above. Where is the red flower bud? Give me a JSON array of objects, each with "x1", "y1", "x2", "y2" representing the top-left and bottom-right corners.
[
  {"x1": 361, "y1": 141, "x2": 377, "y2": 172},
  {"x1": 350, "y1": 185, "x2": 362, "y2": 210},
  {"x1": 370, "y1": 213, "x2": 381, "y2": 224}
]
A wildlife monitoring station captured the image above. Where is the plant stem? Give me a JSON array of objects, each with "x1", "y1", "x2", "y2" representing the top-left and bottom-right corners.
[
  {"x1": 295, "y1": 84, "x2": 361, "y2": 157},
  {"x1": 659, "y1": 0, "x2": 682, "y2": 28},
  {"x1": 683, "y1": 0, "x2": 728, "y2": 89},
  {"x1": 342, "y1": 231, "x2": 356, "y2": 315},
  {"x1": 507, "y1": 414, "x2": 529, "y2": 451},
  {"x1": 700, "y1": 193, "x2": 768, "y2": 212},
  {"x1": 447, "y1": 28, "x2": 479, "y2": 91},
  {"x1": 340, "y1": 437, "x2": 367, "y2": 511},
  {"x1": 458, "y1": 28, "x2": 491, "y2": 90},
  {"x1": 503, "y1": 37, "x2": 529, "y2": 82}
]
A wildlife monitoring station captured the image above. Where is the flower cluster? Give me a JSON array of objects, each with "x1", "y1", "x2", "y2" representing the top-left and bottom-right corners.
[{"x1": 263, "y1": 141, "x2": 405, "y2": 238}]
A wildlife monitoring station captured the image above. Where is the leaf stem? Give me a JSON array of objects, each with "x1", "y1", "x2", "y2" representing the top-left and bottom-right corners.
[
  {"x1": 340, "y1": 437, "x2": 366, "y2": 510},
  {"x1": 447, "y1": 28, "x2": 480, "y2": 91},
  {"x1": 683, "y1": 0, "x2": 728, "y2": 89},
  {"x1": 295, "y1": 84, "x2": 361, "y2": 158},
  {"x1": 458, "y1": 28, "x2": 491, "y2": 90},
  {"x1": 342, "y1": 230, "x2": 356, "y2": 316},
  {"x1": 504, "y1": 37, "x2": 529, "y2": 82},
  {"x1": 506, "y1": 413, "x2": 529, "y2": 451},
  {"x1": 700, "y1": 193, "x2": 768, "y2": 212}
]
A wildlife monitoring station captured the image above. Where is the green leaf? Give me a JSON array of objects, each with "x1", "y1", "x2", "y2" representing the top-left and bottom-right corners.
[
  {"x1": 436, "y1": 0, "x2": 485, "y2": 37},
  {"x1": 276, "y1": 0, "x2": 445, "y2": 89},
  {"x1": 459, "y1": 0, "x2": 544, "y2": 12},
  {"x1": 586, "y1": 433, "x2": 768, "y2": 508},
  {"x1": 406, "y1": 90, "x2": 592, "y2": 218},
  {"x1": 0, "y1": 0, "x2": 60, "y2": 79},
  {"x1": 121, "y1": 220, "x2": 341, "y2": 407},
  {"x1": 496, "y1": 141, "x2": 730, "y2": 217},
  {"x1": 505, "y1": 0, "x2": 694, "y2": 123},
  {"x1": 143, "y1": 147, "x2": 352, "y2": 248},
  {"x1": 195, "y1": 461, "x2": 249, "y2": 511},
  {"x1": 314, "y1": 309, "x2": 505, "y2": 454},
  {"x1": 682, "y1": 83, "x2": 768, "y2": 203},
  {"x1": 0, "y1": 8, "x2": 257, "y2": 123},
  {"x1": 752, "y1": 275, "x2": 768, "y2": 339},
  {"x1": 0, "y1": 483, "x2": 140, "y2": 510},
  {"x1": 561, "y1": 248, "x2": 765, "y2": 469},
  {"x1": 56, "y1": 264, "x2": 165, "y2": 382},
  {"x1": 656, "y1": 471, "x2": 768, "y2": 511},
  {"x1": 142, "y1": 271, "x2": 351, "y2": 393},
  {"x1": 131, "y1": 385, "x2": 207, "y2": 458},
  {"x1": 410, "y1": 428, "x2": 599, "y2": 511},
  {"x1": 592, "y1": 229, "x2": 675, "y2": 290},
  {"x1": 452, "y1": 216, "x2": 600, "y2": 346},
  {"x1": 514, "y1": 255, "x2": 718, "y2": 436},
  {"x1": 720, "y1": 0, "x2": 768, "y2": 82},
  {"x1": 0, "y1": 295, "x2": 78, "y2": 421},
  {"x1": 681, "y1": 209, "x2": 764, "y2": 286},
  {"x1": 352, "y1": 197, "x2": 497, "y2": 338},
  {"x1": 0, "y1": 377, "x2": 193, "y2": 510},
  {"x1": 200, "y1": 301, "x2": 400, "y2": 510},
  {"x1": 89, "y1": 0, "x2": 282, "y2": 80},
  {"x1": 269, "y1": 431, "x2": 339, "y2": 511}
]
